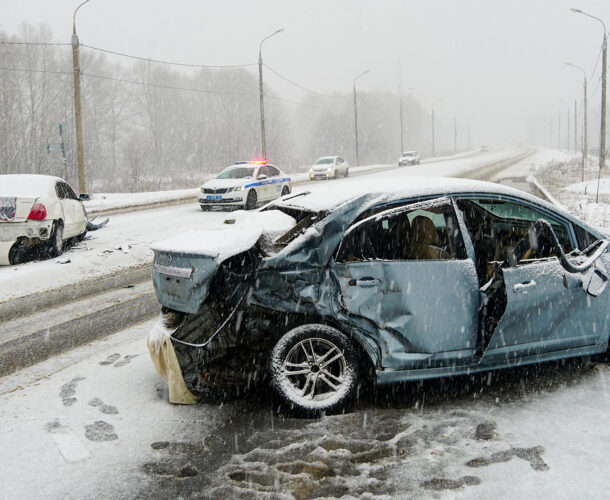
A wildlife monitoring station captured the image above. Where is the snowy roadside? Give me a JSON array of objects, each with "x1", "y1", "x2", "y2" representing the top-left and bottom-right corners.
[{"x1": 530, "y1": 154, "x2": 610, "y2": 234}]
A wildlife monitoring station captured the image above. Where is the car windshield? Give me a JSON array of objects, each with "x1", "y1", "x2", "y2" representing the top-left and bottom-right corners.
[
  {"x1": 216, "y1": 167, "x2": 256, "y2": 179},
  {"x1": 314, "y1": 158, "x2": 334, "y2": 165},
  {"x1": 403, "y1": 152, "x2": 415, "y2": 157}
]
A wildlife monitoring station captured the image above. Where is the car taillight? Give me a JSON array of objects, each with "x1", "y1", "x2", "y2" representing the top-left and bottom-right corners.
[{"x1": 27, "y1": 203, "x2": 47, "y2": 220}]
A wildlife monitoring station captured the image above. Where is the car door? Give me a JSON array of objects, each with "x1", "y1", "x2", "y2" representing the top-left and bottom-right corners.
[
  {"x1": 266, "y1": 165, "x2": 282, "y2": 199},
  {"x1": 457, "y1": 197, "x2": 609, "y2": 363},
  {"x1": 331, "y1": 197, "x2": 480, "y2": 371}
]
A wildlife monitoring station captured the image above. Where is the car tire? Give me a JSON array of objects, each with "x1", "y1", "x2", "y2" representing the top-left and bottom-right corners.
[
  {"x1": 245, "y1": 190, "x2": 257, "y2": 210},
  {"x1": 48, "y1": 221, "x2": 64, "y2": 257},
  {"x1": 281, "y1": 186, "x2": 290, "y2": 196},
  {"x1": 344, "y1": 168, "x2": 349, "y2": 177},
  {"x1": 200, "y1": 205, "x2": 211, "y2": 211},
  {"x1": 269, "y1": 324, "x2": 361, "y2": 417}
]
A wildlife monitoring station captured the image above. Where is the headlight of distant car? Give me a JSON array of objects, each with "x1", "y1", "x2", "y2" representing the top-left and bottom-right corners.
[
  {"x1": 327, "y1": 168, "x2": 332, "y2": 173},
  {"x1": 200, "y1": 187, "x2": 205, "y2": 193}
]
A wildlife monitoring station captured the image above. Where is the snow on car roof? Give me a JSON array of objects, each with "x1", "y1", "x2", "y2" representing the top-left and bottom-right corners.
[
  {"x1": 275, "y1": 176, "x2": 565, "y2": 214},
  {"x1": 0, "y1": 174, "x2": 62, "y2": 197}
]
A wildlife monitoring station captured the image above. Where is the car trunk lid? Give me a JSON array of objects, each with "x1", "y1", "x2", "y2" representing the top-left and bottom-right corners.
[{"x1": 0, "y1": 196, "x2": 38, "y2": 223}]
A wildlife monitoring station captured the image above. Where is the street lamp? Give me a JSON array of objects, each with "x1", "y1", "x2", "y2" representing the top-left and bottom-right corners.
[
  {"x1": 258, "y1": 28, "x2": 283, "y2": 160},
  {"x1": 353, "y1": 70, "x2": 369, "y2": 166},
  {"x1": 431, "y1": 98, "x2": 443, "y2": 157},
  {"x1": 565, "y1": 62, "x2": 588, "y2": 180},
  {"x1": 400, "y1": 87, "x2": 414, "y2": 154},
  {"x1": 571, "y1": 8, "x2": 607, "y2": 203},
  {"x1": 72, "y1": 0, "x2": 91, "y2": 194}
]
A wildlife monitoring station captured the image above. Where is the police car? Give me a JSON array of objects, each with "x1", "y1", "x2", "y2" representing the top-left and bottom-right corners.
[{"x1": 198, "y1": 161, "x2": 292, "y2": 210}]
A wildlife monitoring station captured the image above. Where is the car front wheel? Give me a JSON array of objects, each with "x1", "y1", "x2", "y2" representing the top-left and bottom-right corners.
[
  {"x1": 245, "y1": 189, "x2": 257, "y2": 210},
  {"x1": 269, "y1": 324, "x2": 361, "y2": 416},
  {"x1": 281, "y1": 185, "x2": 290, "y2": 196}
]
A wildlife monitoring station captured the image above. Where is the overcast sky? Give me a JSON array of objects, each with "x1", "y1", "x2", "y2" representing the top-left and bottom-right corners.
[{"x1": 1, "y1": 0, "x2": 608, "y2": 145}]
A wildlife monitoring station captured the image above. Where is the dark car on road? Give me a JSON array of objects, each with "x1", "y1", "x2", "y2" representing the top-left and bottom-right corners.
[{"x1": 147, "y1": 177, "x2": 609, "y2": 415}]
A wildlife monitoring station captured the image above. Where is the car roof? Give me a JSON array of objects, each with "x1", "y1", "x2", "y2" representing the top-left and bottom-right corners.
[
  {"x1": 275, "y1": 176, "x2": 569, "y2": 216},
  {"x1": 402, "y1": 151, "x2": 417, "y2": 155}
]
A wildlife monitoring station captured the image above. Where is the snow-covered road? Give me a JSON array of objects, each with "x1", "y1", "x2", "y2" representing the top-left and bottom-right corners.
[{"x1": 1, "y1": 318, "x2": 608, "y2": 499}]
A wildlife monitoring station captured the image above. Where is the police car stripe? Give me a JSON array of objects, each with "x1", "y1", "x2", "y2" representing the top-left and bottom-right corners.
[{"x1": 244, "y1": 177, "x2": 291, "y2": 189}]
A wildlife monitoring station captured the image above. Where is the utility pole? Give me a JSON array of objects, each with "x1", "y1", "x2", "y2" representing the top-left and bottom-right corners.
[
  {"x1": 353, "y1": 70, "x2": 369, "y2": 166},
  {"x1": 566, "y1": 62, "x2": 588, "y2": 180},
  {"x1": 598, "y1": 35, "x2": 607, "y2": 202},
  {"x1": 570, "y1": 8, "x2": 607, "y2": 202},
  {"x1": 258, "y1": 29, "x2": 283, "y2": 160},
  {"x1": 72, "y1": 0, "x2": 91, "y2": 194},
  {"x1": 454, "y1": 116, "x2": 457, "y2": 152}
]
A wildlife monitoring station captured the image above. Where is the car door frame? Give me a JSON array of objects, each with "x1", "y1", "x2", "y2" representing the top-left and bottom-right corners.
[
  {"x1": 329, "y1": 196, "x2": 481, "y2": 372},
  {"x1": 455, "y1": 193, "x2": 609, "y2": 365}
]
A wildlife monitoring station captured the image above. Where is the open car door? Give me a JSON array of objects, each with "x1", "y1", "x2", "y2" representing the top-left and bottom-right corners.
[{"x1": 478, "y1": 217, "x2": 610, "y2": 364}]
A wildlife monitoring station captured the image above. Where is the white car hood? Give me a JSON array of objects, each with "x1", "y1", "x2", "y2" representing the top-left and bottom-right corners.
[{"x1": 202, "y1": 178, "x2": 254, "y2": 190}]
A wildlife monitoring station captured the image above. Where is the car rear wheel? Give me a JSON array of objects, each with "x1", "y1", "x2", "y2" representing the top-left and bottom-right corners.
[
  {"x1": 269, "y1": 324, "x2": 361, "y2": 416},
  {"x1": 344, "y1": 168, "x2": 349, "y2": 177},
  {"x1": 245, "y1": 190, "x2": 257, "y2": 210},
  {"x1": 281, "y1": 185, "x2": 290, "y2": 196},
  {"x1": 48, "y1": 221, "x2": 64, "y2": 257}
]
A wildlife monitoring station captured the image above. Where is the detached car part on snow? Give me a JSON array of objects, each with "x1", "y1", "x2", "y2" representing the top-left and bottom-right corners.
[{"x1": 147, "y1": 177, "x2": 610, "y2": 415}]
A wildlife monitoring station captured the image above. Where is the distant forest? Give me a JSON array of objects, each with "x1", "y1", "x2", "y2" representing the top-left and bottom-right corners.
[{"x1": 1, "y1": 24, "x2": 450, "y2": 192}]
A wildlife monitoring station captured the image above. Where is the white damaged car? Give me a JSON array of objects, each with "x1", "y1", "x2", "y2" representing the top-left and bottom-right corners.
[
  {"x1": 198, "y1": 161, "x2": 291, "y2": 211},
  {"x1": 0, "y1": 174, "x2": 87, "y2": 265}
]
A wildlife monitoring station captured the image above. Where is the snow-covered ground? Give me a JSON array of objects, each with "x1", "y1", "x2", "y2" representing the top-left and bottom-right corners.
[{"x1": 0, "y1": 318, "x2": 608, "y2": 499}]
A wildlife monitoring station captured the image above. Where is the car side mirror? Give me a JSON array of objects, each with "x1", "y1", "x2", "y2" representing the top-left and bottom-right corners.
[
  {"x1": 79, "y1": 193, "x2": 89, "y2": 201},
  {"x1": 258, "y1": 174, "x2": 267, "y2": 180}
]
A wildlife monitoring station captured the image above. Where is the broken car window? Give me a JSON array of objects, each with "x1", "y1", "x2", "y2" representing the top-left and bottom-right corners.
[{"x1": 335, "y1": 199, "x2": 466, "y2": 263}]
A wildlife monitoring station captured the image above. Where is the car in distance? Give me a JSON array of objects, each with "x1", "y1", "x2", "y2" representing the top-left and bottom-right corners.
[
  {"x1": 198, "y1": 161, "x2": 291, "y2": 211},
  {"x1": 148, "y1": 177, "x2": 609, "y2": 415},
  {"x1": 398, "y1": 151, "x2": 420, "y2": 166},
  {"x1": 309, "y1": 156, "x2": 349, "y2": 180},
  {"x1": 480, "y1": 145, "x2": 489, "y2": 152},
  {"x1": 0, "y1": 174, "x2": 88, "y2": 265}
]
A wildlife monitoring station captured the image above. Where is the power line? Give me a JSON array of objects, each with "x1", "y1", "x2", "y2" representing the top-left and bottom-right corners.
[
  {"x1": 0, "y1": 65, "x2": 328, "y2": 110},
  {"x1": 0, "y1": 40, "x2": 71, "y2": 46},
  {"x1": 81, "y1": 43, "x2": 256, "y2": 69},
  {"x1": 263, "y1": 63, "x2": 348, "y2": 98}
]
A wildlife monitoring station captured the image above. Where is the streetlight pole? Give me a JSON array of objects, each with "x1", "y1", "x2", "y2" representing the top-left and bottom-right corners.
[
  {"x1": 571, "y1": 8, "x2": 607, "y2": 202},
  {"x1": 258, "y1": 28, "x2": 283, "y2": 160},
  {"x1": 431, "y1": 98, "x2": 443, "y2": 157},
  {"x1": 353, "y1": 70, "x2": 369, "y2": 166},
  {"x1": 72, "y1": 0, "x2": 91, "y2": 194},
  {"x1": 399, "y1": 87, "x2": 414, "y2": 154},
  {"x1": 566, "y1": 62, "x2": 588, "y2": 180}
]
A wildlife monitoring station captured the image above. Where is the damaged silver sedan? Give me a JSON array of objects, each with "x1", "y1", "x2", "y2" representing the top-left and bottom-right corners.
[{"x1": 147, "y1": 177, "x2": 609, "y2": 415}]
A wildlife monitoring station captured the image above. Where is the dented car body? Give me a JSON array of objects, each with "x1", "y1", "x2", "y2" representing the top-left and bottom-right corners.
[{"x1": 147, "y1": 177, "x2": 610, "y2": 414}]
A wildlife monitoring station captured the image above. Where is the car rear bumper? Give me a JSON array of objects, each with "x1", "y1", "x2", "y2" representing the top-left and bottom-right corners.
[{"x1": 0, "y1": 220, "x2": 52, "y2": 242}]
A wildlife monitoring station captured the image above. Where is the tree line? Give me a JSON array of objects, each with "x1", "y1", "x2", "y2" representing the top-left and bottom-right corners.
[{"x1": 1, "y1": 24, "x2": 438, "y2": 193}]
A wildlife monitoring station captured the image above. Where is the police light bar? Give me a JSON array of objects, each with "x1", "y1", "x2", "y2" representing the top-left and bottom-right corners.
[{"x1": 234, "y1": 160, "x2": 267, "y2": 165}]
